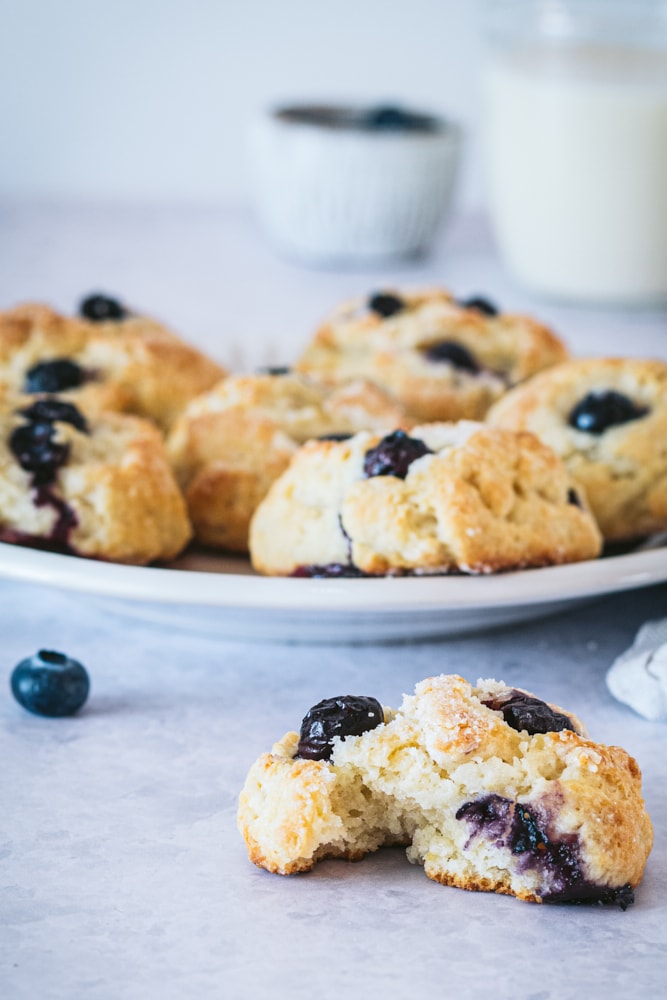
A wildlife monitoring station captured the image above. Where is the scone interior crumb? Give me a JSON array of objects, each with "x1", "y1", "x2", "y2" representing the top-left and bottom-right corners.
[{"x1": 237, "y1": 676, "x2": 653, "y2": 905}]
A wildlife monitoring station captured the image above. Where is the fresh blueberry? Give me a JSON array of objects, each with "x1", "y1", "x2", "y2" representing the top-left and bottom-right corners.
[
  {"x1": 297, "y1": 695, "x2": 384, "y2": 760},
  {"x1": 363, "y1": 430, "x2": 432, "y2": 479},
  {"x1": 9, "y1": 422, "x2": 70, "y2": 484},
  {"x1": 458, "y1": 296, "x2": 499, "y2": 317},
  {"x1": 19, "y1": 399, "x2": 89, "y2": 433},
  {"x1": 568, "y1": 391, "x2": 649, "y2": 434},
  {"x1": 483, "y1": 690, "x2": 575, "y2": 735},
  {"x1": 368, "y1": 292, "x2": 405, "y2": 318},
  {"x1": 11, "y1": 650, "x2": 90, "y2": 717},
  {"x1": 24, "y1": 358, "x2": 85, "y2": 394},
  {"x1": 79, "y1": 293, "x2": 128, "y2": 322},
  {"x1": 422, "y1": 340, "x2": 480, "y2": 374}
]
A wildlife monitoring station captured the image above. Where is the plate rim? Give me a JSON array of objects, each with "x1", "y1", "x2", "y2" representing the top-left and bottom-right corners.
[{"x1": 1, "y1": 540, "x2": 665, "y2": 614}]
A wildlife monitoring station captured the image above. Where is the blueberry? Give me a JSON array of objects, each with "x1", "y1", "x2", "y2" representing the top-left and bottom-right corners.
[
  {"x1": 567, "y1": 488, "x2": 582, "y2": 508},
  {"x1": 291, "y1": 563, "x2": 367, "y2": 578},
  {"x1": 9, "y1": 422, "x2": 70, "y2": 484},
  {"x1": 422, "y1": 340, "x2": 480, "y2": 374},
  {"x1": 363, "y1": 430, "x2": 432, "y2": 479},
  {"x1": 368, "y1": 292, "x2": 405, "y2": 318},
  {"x1": 568, "y1": 391, "x2": 649, "y2": 435},
  {"x1": 297, "y1": 695, "x2": 384, "y2": 760},
  {"x1": 79, "y1": 293, "x2": 128, "y2": 322},
  {"x1": 257, "y1": 366, "x2": 291, "y2": 376},
  {"x1": 11, "y1": 650, "x2": 90, "y2": 717},
  {"x1": 24, "y1": 358, "x2": 85, "y2": 394},
  {"x1": 483, "y1": 690, "x2": 575, "y2": 735},
  {"x1": 19, "y1": 399, "x2": 89, "y2": 433},
  {"x1": 459, "y1": 296, "x2": 499, "y2": 317}
]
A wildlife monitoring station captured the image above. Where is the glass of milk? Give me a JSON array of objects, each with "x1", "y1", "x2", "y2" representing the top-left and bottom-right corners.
[{"x1": 482, "y1": 1, "x2": 667, "y2": 304}]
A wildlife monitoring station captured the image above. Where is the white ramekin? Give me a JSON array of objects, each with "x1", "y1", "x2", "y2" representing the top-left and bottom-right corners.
[{"x1": 248, "y1": 104, "x2": 462, "y2": 265}]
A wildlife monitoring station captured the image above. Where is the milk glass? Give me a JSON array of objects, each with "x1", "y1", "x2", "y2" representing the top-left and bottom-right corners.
[{"x1": 482, "y1": 1, "x2": 667, "y2": 304}]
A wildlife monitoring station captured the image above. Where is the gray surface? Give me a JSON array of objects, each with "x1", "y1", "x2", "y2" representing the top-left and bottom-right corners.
[{"x1": 2, "y1": 579, "x2": 667, "y2": 1000}]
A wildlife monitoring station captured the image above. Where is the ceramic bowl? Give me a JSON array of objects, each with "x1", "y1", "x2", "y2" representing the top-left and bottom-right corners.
[{"x1": 248, "y1": 104, "x2": 462, "y2": 265}]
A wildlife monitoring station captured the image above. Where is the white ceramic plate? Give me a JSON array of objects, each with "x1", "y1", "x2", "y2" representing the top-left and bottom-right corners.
[{"x1": 1, "y1": 539, "x2": 666, "y2": 643}]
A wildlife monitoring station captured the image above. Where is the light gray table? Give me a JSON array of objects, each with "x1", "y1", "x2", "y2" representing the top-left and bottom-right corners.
[{"x1": 0, "y1": 204, "x2": 666, "y2": 1000}]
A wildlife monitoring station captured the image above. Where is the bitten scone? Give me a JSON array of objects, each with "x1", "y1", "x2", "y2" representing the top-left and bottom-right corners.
[
  {"x1": 0, "y1": 295, "x2": 226, "y2": 430},
  {"x1": 487, "y1": 358, "x2": 667, "y2": 542},
  {"x1": 295, "y1": 288, "x2": 568, "y2": 422},
  {"x1": 0, "y1": 398, "x2": 191, "y2": 564},
  {"x1": 237, "y1": 674, "x2": 654, "y2": 906},
  {"x1": 167, "y1": 372, "x2": 408, "y2": 551},
  {"x1": 249, "y1": 423, "x2": 602, "y2": 576}
]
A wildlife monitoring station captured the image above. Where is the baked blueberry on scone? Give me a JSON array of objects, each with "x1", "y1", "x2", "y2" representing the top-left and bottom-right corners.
[
  {"x1": 0, "y1": 398, "x2": 191, "y2": 563},
  {"x1": 238, "y1": 674, "x2": 653, "y2": 905},
  {"x1": 249, "y1": 423, "x2": 602, "y2": 576},
  {"x1": 167, "y1": 372, "x2": 409, "y2": 552},
  {"x1": 0, "y1": 297, "x2": 226, "y2": 430},
  {"x1": 487, "y1": 358, "x2": 667, "y2": 542},
  {"x1": 295, "y1": 289, "x2": 568, "y2": 422}
]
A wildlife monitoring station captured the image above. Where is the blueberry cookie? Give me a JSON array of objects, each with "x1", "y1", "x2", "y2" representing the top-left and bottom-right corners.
[
  {"x1": 167, "y1": 372, "x2": 408, "y2": 552},
  {"x1": 249, "y1": 422, "x2": 602, "y2": 575},
  {"x1": 0, "y1": 297, "x2": 226, "y2": 430},
  {"x1": 487, "y1": 358, "x2": 667, "y2": 542},
  {"x1": 237, "y1": 674, "x2": 653, "y2": 905},
  {"x1": 0, "y1": 398, "x2": 191, "y2": 564},
  {"x1": 295, "y1": 288, "x2": 568, "y2": 422}
]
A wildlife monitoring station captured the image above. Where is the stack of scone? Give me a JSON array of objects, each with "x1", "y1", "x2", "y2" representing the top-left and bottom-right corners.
[{"x1": 1, "y1": 286, "x2": 665, "y2": 568}]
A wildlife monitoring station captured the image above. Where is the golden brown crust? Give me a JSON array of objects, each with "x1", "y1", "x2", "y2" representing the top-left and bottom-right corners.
[
  {"x1": 249, "y1": 423, "x2": 602, "y2": 575},
  {"x1": 487, "y1": 357, "x2": 667, "y2": 541},
  {"x1": 168, "y1": 373, "x2": 409, "y2": 551},
  {"x1": 296, "y1": 288, "x2": 568, "y2": 422},
  {"x1": 237, "y1": 675, "x2": 654, "y2": 903},
  {"x1": 0, "y1": 303, "x2": 225, "y2": 430},
  {"x1": 0, "y1": 406, "x2": 192, "y2": 564}
]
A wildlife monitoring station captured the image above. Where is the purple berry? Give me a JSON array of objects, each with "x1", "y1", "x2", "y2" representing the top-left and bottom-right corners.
[
  {"x1": 25, "y1": 358, "x2": 85, "y2": 394},
  {"x1": 79, "y1": 293, "x2": 128, "y2": 322},
  {"x1": 483, "y1": 690, "x2": 575, "y2": 735},
  {"x1": 368, "y1": 293, "x2": 405, "y2": 318},
  {"x1": 11, "y1": 649, "x2": 90, "y2": 717},
  {"x1": 363, "y1": 430, "x2": 432, "y2": 479},
  {"x1": 297, "y1": 695, "x2": 384, "y2": 760},
  {"x1": 569, "y1": 391, "x2": 648, "y2": 435},
  {"x1": 459, "y1": 295, "x2": 499, "y2": 316},
  {"x1": 423, "y1": 340, "x2": 480, "y2": 373}
]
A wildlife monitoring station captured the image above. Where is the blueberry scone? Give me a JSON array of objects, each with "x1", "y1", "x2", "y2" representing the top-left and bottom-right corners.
[
  {"x1": 487, "y1": 358, "x2": 667, "y2": 542},
  {"x1": 0, "y1": 295, "x2": 226, "y2": 430},
  {"x1": 238, "y1": 674, "x2": 653, "y2": 906},
  {"x1": 167, "y1": 372, "x2": 409, "y2": 552},
  {"x1": 295, "y1": 289, "x2": 568, "y2": 422},
  {"x1": 0, "y1": 398, "x2": 191, "y2": 564},
  {"x1": 249, "y1": 423, "x2": 602, "y2": 576}
]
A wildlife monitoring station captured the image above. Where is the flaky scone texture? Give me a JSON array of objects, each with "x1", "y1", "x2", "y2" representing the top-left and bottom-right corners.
[
  {"x1": 0, "y1": 407, "x2": 192, "y2": 564},
  {"x1": 295, "y1": 288, "x2": 568, "y2": 422},
  {"x1": 0, "y1": 303, "x2": 225, "y2": 430},
  {"x1": 487, "y1": 358, "x2": 667, "y2": 542},
  {"x1": 167, "y1": 373, "x2": 409, "y2": 551},
  {"x1": 237, "y1": 675, "x2": 654, "y2": 904},
  {"x1": 249, "y1": 423, "x2": 602, "y2": 575}
]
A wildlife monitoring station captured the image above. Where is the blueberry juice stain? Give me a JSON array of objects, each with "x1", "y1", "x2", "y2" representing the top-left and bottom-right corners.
[
  {"x1": 5, "y1": 401, "x2": 88, "y2": 552},
  {"x1": 455, "y1": 794, "x2": 634, "y2": 907}
]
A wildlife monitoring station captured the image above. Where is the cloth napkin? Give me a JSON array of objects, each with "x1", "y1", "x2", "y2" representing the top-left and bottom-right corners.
[{"x1": 606, "y1": 619, "x2": 667, "y2": 721}]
